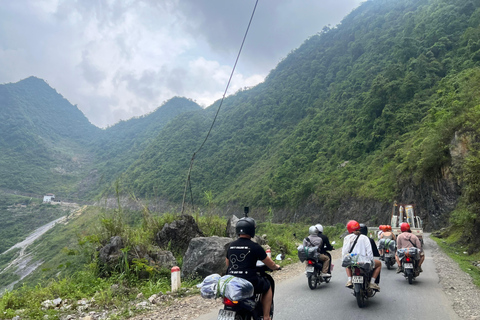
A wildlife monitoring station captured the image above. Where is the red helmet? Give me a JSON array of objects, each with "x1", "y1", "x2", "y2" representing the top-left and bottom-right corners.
[
  {"x1": 385, "y1": 225, "x2": 392, "y2": 231},
  {"x1": 347, "y1": 220, "x2": 361, "y2": 233},
  {"x1": 378, "y1": 225, "x2": 385, "y2": 231},
  {"x1": 400, "y1": 223, "x2": 411, "y2": 232}
]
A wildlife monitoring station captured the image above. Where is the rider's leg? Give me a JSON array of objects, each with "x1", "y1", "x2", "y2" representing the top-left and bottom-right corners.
[
  {"x1": 319, "y1": 254, "x2": 330, "y2": 274},
  {"x1": 261, "y1": 287, "x2": 273, "y2": 320},
  {"x1": 419, "y1": 253, "x2": 425, "y2": 266},
  {"x1": 372, "y1": 259, "x2": 381, "y2": 279}
]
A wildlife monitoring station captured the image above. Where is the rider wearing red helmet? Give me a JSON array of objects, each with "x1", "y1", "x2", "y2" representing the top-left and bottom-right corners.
[
  {"x1": 378, "y1": 225, "x2": 396, "y2": 257},
  {"x1": 395, "y1": 223, "x2": 424, "y2": 273},
  {"x1": 342, "y1": 220, "x2": 381, "y2": 290}
]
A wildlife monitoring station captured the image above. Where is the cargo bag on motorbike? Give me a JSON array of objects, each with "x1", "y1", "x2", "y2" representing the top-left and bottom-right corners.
[
  {"x1": 397, "y1": 247, "x2": 421, "y2": 260},
  {"x1": 297, "y1": 245, "x2": 319, "y2": 262},
  {"x1": 342, "y1": 253, "x2": 373, "y2": 271},
  {"x1": 378, "y1": 238, "x2": 396, "y2": 251},
  {"x1": 197, "y1": 274, "x2": 254, "y2": 301}
]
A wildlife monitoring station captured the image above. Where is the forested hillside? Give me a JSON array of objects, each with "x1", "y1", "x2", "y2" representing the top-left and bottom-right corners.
[
  {"x1": 2, "y1": 0, "x2": 480, "y2": 247},
  {"x1": 117, "y1": 0, "x2": 480, "y2": 241},
  {"x1": 78, "y1": 97, "x2": 202, "y2": 199},
  {"x1": 0, "y1": 77, "x2": 100, "y2": 195}
]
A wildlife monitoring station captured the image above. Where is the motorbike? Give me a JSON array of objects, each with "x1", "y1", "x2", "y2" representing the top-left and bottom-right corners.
[
  {"x1": 383, "y1": 248, "x2": 396, "y2": 269},
  {"x1": 400, "y1": 253, "x2": 420, "y2": 284},
  {"x1": 218, "y1": 260, "x2": 280, "y2": 320},
  {"x1": 344, "y1": 254, "x2": 378, "y2": 308},
  {"x1": 306, "y1": 251, "x2": 332, "y2": 290},
  {"x1": 379, "y1": 239, "x2": 396, "y2": 269}
]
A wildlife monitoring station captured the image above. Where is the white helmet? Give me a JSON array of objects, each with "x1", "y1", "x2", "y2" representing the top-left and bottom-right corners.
[
  {"x1": 308, "y1": 226, "x2": 318, "y2": 235},
  {"x1": 315, "y1": 224, "x2": 324, "y2": 233}
]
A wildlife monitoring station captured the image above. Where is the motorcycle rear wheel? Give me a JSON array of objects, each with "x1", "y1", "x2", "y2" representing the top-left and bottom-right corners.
[
  {"x1": 355, "y1": 290, "x2": 366, "y2": 308},
  {"x1": 408, "y1": 273, "x2": 413, "y2": 284},
  {"x1": 307, "y1": 274, "x2": 317, "y2": 290}
]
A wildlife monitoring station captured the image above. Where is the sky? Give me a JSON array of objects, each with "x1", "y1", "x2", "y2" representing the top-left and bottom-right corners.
[{"x1": 0, "y1": 0, "x2": 365, "y2": 128}]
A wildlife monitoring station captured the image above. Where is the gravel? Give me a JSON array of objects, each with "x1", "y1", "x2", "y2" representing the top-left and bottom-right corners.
[
  {"x1": 128, "y1": 236, "x2": 480, "y2": 320},
  {"x1": 426, "y1": 236, "x2": 480, "y2": 320}
]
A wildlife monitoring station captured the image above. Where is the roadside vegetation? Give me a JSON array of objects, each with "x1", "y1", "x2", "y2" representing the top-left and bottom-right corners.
[
  {"x1": 432, "y1": 226, "x2": 480, "y2": 288},
  {"x1": 0, "y1": 199, "x2": 346, "y2": 320}
]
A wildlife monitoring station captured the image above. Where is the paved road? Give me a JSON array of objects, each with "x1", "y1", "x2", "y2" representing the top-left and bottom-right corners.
[{"x1": 195, "y1": 235, "x2": 459, "y2": 320}]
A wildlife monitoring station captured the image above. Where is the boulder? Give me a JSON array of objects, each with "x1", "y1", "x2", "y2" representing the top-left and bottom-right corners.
[
  {"x1": 98, "y1": 236, "x2": 123, "y2": 265},
  {"x1": 226, "y1": 215, "x2": 239, "y2": 238},
  {"x1": 181, "y1": 236, "x2": 232, "y2": 278},
  {"x1": 155, "y1": 215, "x2": 204, "y2": 254}
]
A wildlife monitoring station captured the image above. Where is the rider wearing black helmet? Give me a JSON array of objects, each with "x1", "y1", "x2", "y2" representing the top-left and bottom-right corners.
[
  {"x1": 360, "y1": 223, "x2": 381, "y2": 286},
  {"x1": 226, "y1": 217, "x2": 280, "y2": 320}
]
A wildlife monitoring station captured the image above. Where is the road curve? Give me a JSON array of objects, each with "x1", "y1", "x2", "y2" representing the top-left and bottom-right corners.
[{"x1": 195, "y1": 234, "x2": 459, "y2": 320}]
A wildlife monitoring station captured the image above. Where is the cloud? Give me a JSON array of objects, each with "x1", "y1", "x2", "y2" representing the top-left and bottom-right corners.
[{"x1": 0, "y1": 0, "x2": 364, "y2": 128}]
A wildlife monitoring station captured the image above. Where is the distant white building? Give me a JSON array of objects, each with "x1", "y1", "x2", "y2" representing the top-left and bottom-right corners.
[{"x1": 43, "y1": 193, "x2": 55, "y2": 203}]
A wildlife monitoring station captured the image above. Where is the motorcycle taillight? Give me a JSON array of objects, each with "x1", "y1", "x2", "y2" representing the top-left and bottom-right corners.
[
  {"x1": 406, "y1": 257, "x2": 411, "y2": 262},
  {"x1": 307, "y1": 260, "x2": 315, "y2": 265},
  {"x1": 223, "y1": 297, "x2": 238, "y2": 307},
  {"x1": 385, "y1": 249, "x2": 389, "y2": 253},
  {"x1": 354, "y1": 268, "x2": 361, "y2": 276}
]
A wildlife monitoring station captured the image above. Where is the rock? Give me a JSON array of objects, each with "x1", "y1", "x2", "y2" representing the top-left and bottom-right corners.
[
  {"x1": 144, "y1": 247, "x2": 177, "y2": 269},
  {"x1": 148, "y1": 294, "x2": 158, "y2": 304},
  {"x1": 98, "y1": 236, "x2": 124, "y2": 273},
  {"x1": 137, "y1": 293, "x2": 144, "y2": 299},
  {"x1": 181, "y1": 236, "x2": 232, "y2": 278},
  {"x1": 155, "y1": 215, "x2": 204, "y2": 254},
  {"x1": 226, "y1": 215, "x2": 239, "y2": 238},
  {"x1": 53, "y1": 298, "x2": 62, "y2": 307}
]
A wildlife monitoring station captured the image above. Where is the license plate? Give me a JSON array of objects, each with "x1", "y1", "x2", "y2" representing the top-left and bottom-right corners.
[
  {"x1": 352, "y1": 276, "x2": 363, "y2": 284},
  {"x1": 404, "y1": 263, "x2": 413, "y2": 269},
  {"x1": 384, "y1": 253, "x2": 393, "y2": 258},
  {"x1": 306, "y1": 266, "x2": 314, "y2": 273},
  {"x1": 217, "y1": 309, "x2": 235, "y2": 320}
]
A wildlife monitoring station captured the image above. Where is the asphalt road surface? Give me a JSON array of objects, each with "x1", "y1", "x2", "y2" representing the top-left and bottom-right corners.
[{"x1": 195, "y1": 236, "x2": 459, "y2": 320}]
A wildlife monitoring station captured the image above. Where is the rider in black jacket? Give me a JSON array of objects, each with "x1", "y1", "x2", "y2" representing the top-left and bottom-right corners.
[
  {"x1": 315, "y1": 224, "x2": 334, "y2": 273},
  {"x1": 360, "y1": 223, "x2": 381, "y2": 284}
]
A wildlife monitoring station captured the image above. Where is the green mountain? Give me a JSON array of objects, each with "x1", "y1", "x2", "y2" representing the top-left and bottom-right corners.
[
  {"x1": 3, "y1": 0, "x2": 480, "y2": 240},
  {"x1": 0, "y1": 76, "x2": 100, "y2": 195},
  {"x1": 76, "y1": 97, "x2": 202, "y2": 198},
  {"x1": 119, "y1": 0, "x2": 480, "y2": 234}
]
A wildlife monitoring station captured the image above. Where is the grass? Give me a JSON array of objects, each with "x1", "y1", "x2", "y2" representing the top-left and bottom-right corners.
[
  {"x1": 0, "y1": 201, "x2": 348, "y2": 320},
  {"x1": 431, "y1": 228, "x2": 480, "y2": 288}
]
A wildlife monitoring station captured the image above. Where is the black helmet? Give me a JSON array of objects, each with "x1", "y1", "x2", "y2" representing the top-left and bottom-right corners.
[
  {"x1": 236, "y1": 217, "x2": 256, "y2": 237},
  {"x1": 359, "y1": 223, "x2": 368, "y2": 236}
]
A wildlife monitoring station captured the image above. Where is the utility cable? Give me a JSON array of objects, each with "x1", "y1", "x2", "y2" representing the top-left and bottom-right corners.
[{"x1": 181, "y1": 0, "x2": 259, "y2": 214}]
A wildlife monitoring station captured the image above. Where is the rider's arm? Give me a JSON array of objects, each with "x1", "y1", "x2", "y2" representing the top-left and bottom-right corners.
[
  {"x1": 261, "y1": 256, "x2": 280, "y2": 270},
  {"x1": 225, "y1": 258, "x2": 229, "y2": 267}
]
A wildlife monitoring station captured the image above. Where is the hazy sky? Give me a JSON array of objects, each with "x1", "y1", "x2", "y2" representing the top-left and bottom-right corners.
[{"x1": 0, "y1": 0, "x2": 364, "y2": 128}]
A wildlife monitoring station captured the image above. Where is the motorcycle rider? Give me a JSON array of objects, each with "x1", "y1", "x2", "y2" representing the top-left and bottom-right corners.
[
  {"x1": 303, "y1": 225, "x2": 331, "y2": 277},
  {"x1": 360, "y1": 223, "x2": 381, "y2": 285},
  {"x1": 226, "y1": 217, "x2": 280, "y2": 320},
  {"x1": 342, "y1": 220, "x2": 381, "y2": 291},
  {"x1": 315, "y1": 223, "x2": 335, "y2": 274},
  {"x1": 395, "y1": 222, "x2": 424, "y2": 273},
  {"x1": 378, "y1": 225, "x2": 396, "y2": 258}
]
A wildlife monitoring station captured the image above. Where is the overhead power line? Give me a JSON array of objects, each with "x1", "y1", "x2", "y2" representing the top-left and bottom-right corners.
[{"x1": 181, "y1": 0, "x2": 259, "y2": 214}]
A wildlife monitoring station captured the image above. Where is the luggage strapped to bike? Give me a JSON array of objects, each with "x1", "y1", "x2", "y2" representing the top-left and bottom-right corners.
[{"x1": 216, "y1": 276, "x2": 234, "y2": 298}]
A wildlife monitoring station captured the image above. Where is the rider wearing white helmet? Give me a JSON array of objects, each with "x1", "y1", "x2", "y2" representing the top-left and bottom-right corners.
[{"x1": 303, "y1": 225, "x2": 331, "y2": 277}]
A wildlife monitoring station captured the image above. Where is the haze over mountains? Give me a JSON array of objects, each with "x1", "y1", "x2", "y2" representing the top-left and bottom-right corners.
[{"x1": 1, "y1": 0, "x2": 480, "y2": 239}]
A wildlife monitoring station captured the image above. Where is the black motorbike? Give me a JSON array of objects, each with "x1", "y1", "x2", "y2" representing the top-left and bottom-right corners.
[
  {"x1": 383, "y1": 248, "x2": 396, "y2": 269},
  {"x1": 344, "y1": 257, "x2": 378, "y2": 308},
  {"x1": 218, "y1": 263, "x2": 277, "y2": 320},
  {"x1": 306, "y1": 251, "x2": 332, "y2": 290},
  {"x1": 401, "y1": 254, "x2": 420, "y2": 284}
]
